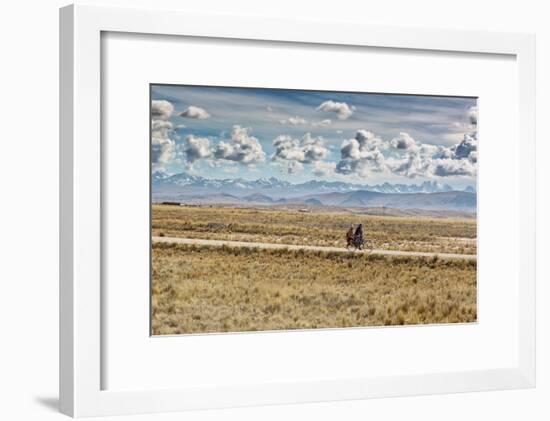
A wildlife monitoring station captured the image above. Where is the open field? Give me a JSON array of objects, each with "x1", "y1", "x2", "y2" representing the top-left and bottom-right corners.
[
  {"x1": 153, "y1": 236, "x2": 477, "y2": 260},
  {"x1": 151, "y1": 243, "x2": 477, "y2": 335},
  {"x1": 152, "y1": 204, "x2": 477, "y2": 255}
]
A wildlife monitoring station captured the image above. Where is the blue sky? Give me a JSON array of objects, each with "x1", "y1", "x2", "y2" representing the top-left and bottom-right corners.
[{"x1": 151, "y1": 84, "x2": 477, "y2": 188}]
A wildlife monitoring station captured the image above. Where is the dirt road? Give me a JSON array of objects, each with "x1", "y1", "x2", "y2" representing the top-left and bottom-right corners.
[{"x1": 152, "y1": 236, "x2": 477, "y2": 260}]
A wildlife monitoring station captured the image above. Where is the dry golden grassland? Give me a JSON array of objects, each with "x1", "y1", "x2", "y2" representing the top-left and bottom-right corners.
[
  {"x1": 152, "y1": 243, "x2": 477, "y2": 335},
  {"x1": 152, "y1": 204, "x2": 477, "y2": 254}
]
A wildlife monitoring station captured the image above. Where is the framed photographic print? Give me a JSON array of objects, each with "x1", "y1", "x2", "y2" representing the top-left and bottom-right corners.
[
  {"x1": 150, "y1": 84, "x2": 479, "y2": 335},
  {"x1": 60, "y1": 3, "x2": 536, "y2": 417}
]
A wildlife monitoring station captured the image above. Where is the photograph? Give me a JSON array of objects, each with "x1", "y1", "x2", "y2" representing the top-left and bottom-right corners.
[{"x1": 150, "y1": 84, "x2": 478, "y2": 335}]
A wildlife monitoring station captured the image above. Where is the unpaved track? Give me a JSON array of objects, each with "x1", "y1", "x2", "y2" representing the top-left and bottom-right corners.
[{"x1": 152, "y1": 236, "x2": 477, "y2": 260}]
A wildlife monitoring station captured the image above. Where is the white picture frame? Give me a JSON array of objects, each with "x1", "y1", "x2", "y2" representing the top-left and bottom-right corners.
[{"x1": 59, "y1": 3, "x2": 536, "y2": 417}]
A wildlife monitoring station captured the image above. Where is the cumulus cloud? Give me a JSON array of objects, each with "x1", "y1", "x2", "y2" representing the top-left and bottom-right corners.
[
  {"x1": 419, "y1": 143, "x2": 442, "y2": 156},
  {"x1": 284, "y1": 161, "x2": 304, "y2": 174},
  {"x1": 386, "y1": 153, "x2": 430, "y2": 178},
  {"x1": 183, "y1": 135, "x2": 212, "y2": 164},
  {"x1": 180, "y1": 105, "x2": 211, "y2": 119},
  {"x1": 389, "y1": 131, "x2": 477, "y2": 178},
  {"x1": 152, "y1": 119, "x2": 173, "y2": 132},
  {"x1": 151, "y1": 100, "x2": 176, "y2": 170},
  {"x1": 173, "y1": 125, "x2": 267, "y2": 168},
  {"x1": 272, "y1": 133, "x2": 329, "y2": 164},
  {"x1": 390, "y1": 132, "x2": 418, "y2": 150},
  {"x1": 151, "y1": 135, "x2": 176, "y2": 170},
  {"x1": 433, "y1": 158, "x2": 477, "y2": 177},
  {"x1": 214, "y1": 125, "x2": 266, "y2": 165},
  {"x1": 335, "y1": 128, "x2": 477, "y2": 179},
  {"x1": 316, "y1": 100, "x2": 355, "y2": 120},
  {"x1": 336, "y1": 153, "x2": 385, "y2": 177},
  {"x1": 335, "y1": 130, "x2": 387, "y2": 177},
  {"x1": 355, "y1": 129, "x2": 388, "y2": 150},
  {"x1": 151, "y1": 100, "x2": 174, "y2": 120},
  {"x1": 452, "y1": 133, "x2": 478, "y2": 162}
]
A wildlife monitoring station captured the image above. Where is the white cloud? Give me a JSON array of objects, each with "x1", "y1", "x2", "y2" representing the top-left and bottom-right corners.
[
  {"x1": 387, "y1": 131, "x2": 477, "y2": 178},
  {"x1": 214, "y1": 125, "x2": 266, "y2": 165},
  {"x1": 272, "y1": 133, "x2": 329, "y2": 164},
  {"x1": 152, "y1": 119, "x2": 173, "y2": 132},
  {"x1": 386, "y1": 153, "x2": 430, "y2": 178},
  {"x1": 316, "y1": 100, "x2": 355, "y2": 120},
  {"x1": 390, "y1": 132, "x2": 417, "y2": 150},
  {"x1": 419, "y1": 143, "x2": 441, "y2": 156},
  {"x1": 173, "y1": 125, "x2": 267, "y2": 168},
  {"x1": 151, "y1": 100, "x2": 174, "y2": 120},
  {"x1": 452, "y1": 133, "x2": 478, "y2": 162},
  {"x1": 355, "y1": 129, "x2": 388, "y2": 151},
  {"x1": 183, "y1": 135, "x2": 212, "y2": 163},
  {"x1": 432, "y1": 158, "x2": 477, "y2": 177},
  {"x1": 151, "y1": 100, "x2": 176, "y2": 170},
  {"x1": 335, "y1": 128, "x2": 477, "y2": 179},
  {"x1": 180, "y1": 105, "x2": 211, "y2": 119},
  {"x1": 335, "y1": 130, "x2": 387, "y2": 176},
  {"x1": 336, "y1": 130, "x2": 387, "y2": 177},
  {"x1": 284, "y1": 161, "x2": 304, "y2": 174},
  {"x1": 336, "y1": 153, "x2": 385, "y2": 177},
  {"x1": 279, "y1": 116, "x2": 308, "y2": 125},
  {"x1": 151, "y1": 135, "x2": 176, "y2": 170}
]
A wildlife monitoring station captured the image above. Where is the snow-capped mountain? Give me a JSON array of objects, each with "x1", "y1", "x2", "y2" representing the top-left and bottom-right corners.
[
  {"x1": 366, "y1": 180, "x2": 454, "y2": 194},
  {"x1": 151, "y1": 169, "x2": 172, "y2": 183},
  {"x1": 153, "y1": 171, "x2": 473, "y2": 197},
  {"x1": 151, "y1": 172, "x2": 476, "y2": 212}
]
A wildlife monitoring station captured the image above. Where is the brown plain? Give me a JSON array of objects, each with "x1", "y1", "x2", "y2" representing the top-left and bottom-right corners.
[
  {"x1": 152, "y1": 204, "x2": 477, "y2": 255},
  {"x1": 151, "y1": 204, "x2": 477, "y2": 335},
  {"x1": 152, "y1": 243, "x2": 476, "y2": 334}
]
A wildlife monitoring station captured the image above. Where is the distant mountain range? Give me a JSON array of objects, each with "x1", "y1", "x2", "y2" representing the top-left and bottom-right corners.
[
  {"x1": 153, "y1": 170, "x2": 475, "y2": 195},
  {"x1": 152, "y1": 171, "x2": 477, "y2": 212}
]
